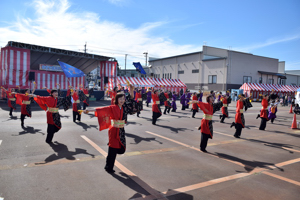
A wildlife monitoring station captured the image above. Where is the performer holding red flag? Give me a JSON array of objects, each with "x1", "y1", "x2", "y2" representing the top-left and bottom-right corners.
[
  {"x1": 1, "y1": 86, "x2": 19, "y2": 116},
  {"x1": 15, "y1": 84, "x2": 36, "y2": 127},
  {"x1": 84, "y1": 84, "x2": 138, "y2": 173},
  {"x1": 34, "y1": 88, "x2": 72, "y2": 143}
]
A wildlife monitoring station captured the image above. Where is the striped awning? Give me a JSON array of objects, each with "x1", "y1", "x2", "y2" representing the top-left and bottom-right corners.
[
  {"x1": 240, "y1": 83, "x2": 299, "y2": 92},
  {"x1": 116, "y1": 76, "x2": 186, "y2": 88}
]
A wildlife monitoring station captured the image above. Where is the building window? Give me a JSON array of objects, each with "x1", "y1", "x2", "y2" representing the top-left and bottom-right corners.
[
  {"x1": 170, "y1": 73, "x2": 172, "y2": 79},
  {"x1": 163, "y1": 74, "x2": 164, "y2": 78},
  {"x1": 208, "y1": 75, "x2": 217, "y2": 84},
  {"x1": 192, "y1": 69, "x2": 199, "y2": 73},
  {"x1": 131, "y1": 74, "x2": 135, "y2": 77},
  {"x1": 178, "y1": 70, "x2": 184, "y2": 74},
  {"x1": 281, "y1": 79, "x2": 286, "y2": 85},
  {"x1": 243, "y1": 76, "x2": 252, "y2": 83},
  {"x1": 259, "y1": 77, "x2": 262, "y2": 84},
  {"x1": 268, "y1": 79, "x2": 274, "y2": 84}
]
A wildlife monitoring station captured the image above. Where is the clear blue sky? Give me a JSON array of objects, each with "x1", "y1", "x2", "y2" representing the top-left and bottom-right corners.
[{"x1": 0, "y1": 0, "x2": 299, "y2": 70}]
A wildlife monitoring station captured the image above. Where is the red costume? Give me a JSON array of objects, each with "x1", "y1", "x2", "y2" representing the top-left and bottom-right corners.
[
  {"x1": 16, "y1": 94, "x2": 32, "y2": 117},
  {"x1": 152, "y1": 93, "x2": 161, "y2": 114},
  {"x1": 192, "y1": 95, "x2": 198, "y2": 110},
  {"x1": 83, "y1": 89, "x2": 90, "y2": 105},
  {"x1": 235, "y1": 99, "x2": 244, "y2": 127},
  {"x1": 198, "y1": 102, "x2": 213, "y2": 138},
  {"x1": 260, "y1": 99, "x2": 269, "y2": 120},
  {"x1": 110, "y1": 91, "x2": 117, "y2": 105},
  {"x1": 72, "y1": 92, "x2": 80, "y2": 113},
  {"x1": 5, "y1": 90, "x2": 17, "y2": 109},
  {"x1": 221, "y1": 98, "x2": 228, "y2": 117}
]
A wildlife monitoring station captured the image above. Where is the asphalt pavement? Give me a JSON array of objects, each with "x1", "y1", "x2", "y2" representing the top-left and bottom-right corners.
[{"x1": 0, "y1": 98, "x2": 299, "y2": 200}]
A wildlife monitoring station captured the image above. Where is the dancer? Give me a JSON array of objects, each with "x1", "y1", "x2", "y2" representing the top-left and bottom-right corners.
[
  {"x1": 186, "y1": 90, "x2": 191, "y2": 109},
  {"x1": 82, "y1": 84, "x2": 94, "y2": 110},
  {"x1": 171, "y1": 91, "x2": 177, "y2": 112},
  {"x1": 180, "y1": 91, "x2": 187, "y2": 110},
  {"x1": 197, "y1": 90, "x2": 203, "y2": 102},
  {"x1": 152, "y1": 89, "x2": 162, "y2": 125},
  {"x1": 197, "y1": 95, "x2": 223, "y2": 152},
  {"x1": 191, "y1": 92, "x2": 198, "y2": 118},
  {"x1": 109, "y1": 87, "x2": 118, "y2": 105},
  {"x1": 230, "y1": 94, "x2": 252, "y2": 138},
  {"x1": 84, "y1": 84, "x2": 138, "y2": 173},
  {"x1": 15, "y1": 85, "x2": 36, "y2": 127},
  {"x1": 135, "y1": 89, "x2": 143, "y2": 117},
  {"x1": 163, "y1": 90, "x2": 171, "y2": 114},
  {"x1": 146, "y1": 88, "x2": 152, "y2": 107},
  {"x1": 71, "y1": 87, "x2": 86, "y2": 122},
  {"x1": 268, "y1": 101, "x2": 277, "y2": 123},
  {"x1": 34, "y1": 88, "x2": 72, "y2": 143},
  {"x1": 257, "y1": 94, "x2": 269, "y2": 130},
  {"x1": 219, "y1": 95, "x2": 229, "y2": 123},
  {"x1": 1, "y1": 86, "x2": 18, "y2": 116}
]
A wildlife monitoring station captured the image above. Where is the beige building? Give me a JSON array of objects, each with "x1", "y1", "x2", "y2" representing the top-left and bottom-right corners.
[{"x1": 149, "y1": 46, "x2": 292, "y2": 91}]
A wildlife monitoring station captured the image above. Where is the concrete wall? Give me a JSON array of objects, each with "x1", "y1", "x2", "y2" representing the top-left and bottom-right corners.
[
  {"x1": 285, "y1": 74, "x2": 300, "y2": 85},
  {"x1": 228, "y1": 51, "x2": 279, "y2": 84}
]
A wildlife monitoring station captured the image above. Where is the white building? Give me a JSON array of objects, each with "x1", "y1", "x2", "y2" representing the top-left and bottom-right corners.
[{"x1": 149, "y1": 46, "x2": 295, "y2": 91}]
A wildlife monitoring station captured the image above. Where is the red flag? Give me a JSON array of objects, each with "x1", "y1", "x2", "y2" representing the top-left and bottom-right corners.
[
  {"x1": 15, "y1": 94, "x2": 23, "y2": 106},
  {"x1": 34, "y1": 96, "x2": 48, "y2": 111},
  {"x1": 95, "y1": 106, "x2": 112, "y2": 131}
]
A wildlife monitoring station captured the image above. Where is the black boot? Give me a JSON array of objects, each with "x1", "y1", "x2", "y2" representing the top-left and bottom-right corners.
[
  {"x1": 230, "y1": 122, "x2": 235, "y2": 128},
  {"x1": 256, "y1": 114, "x2": 260, "y2": 119}
]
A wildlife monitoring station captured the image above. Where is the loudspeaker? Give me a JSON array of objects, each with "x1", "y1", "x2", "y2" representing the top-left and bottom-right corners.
[
  {"x1": 29, "y1": 72, "x2": 35, "y2": 81},
  {"x1": 104, "y1": 77, "x2": 108, "y2": 84}
]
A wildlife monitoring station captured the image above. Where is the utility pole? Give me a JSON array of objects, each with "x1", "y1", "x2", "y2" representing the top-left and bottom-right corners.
[
  {"x1": 125, "y1": 54, "x2": 127, "y2": 76},
  {"x1": 143, "y1": 52, "x2": 148, "y2": 67},
  {"x1": 84, "y1": 42, "x2": 87, "y2": 53}
]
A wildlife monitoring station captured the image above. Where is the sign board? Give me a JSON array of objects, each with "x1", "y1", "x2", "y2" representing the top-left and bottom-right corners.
[
  {"x1": 195, "y1": 86, "x2": 201, "y2": 89},
  {"x1": 39, "y1": 64, "x2": 63, "y2": 72}
]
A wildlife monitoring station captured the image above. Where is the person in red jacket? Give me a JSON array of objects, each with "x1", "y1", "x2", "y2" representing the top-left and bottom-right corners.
[
  {"x1": 1, "y1": 87, "x2": 18, "y2": 116},
  {"x1": 81, "y1": 84, "x2": 95, "y2": 110},
  {"x1": 34, "y1": 89, "x2": 72, "y2": 143},
  {"x1": 135, "y1": 89, "x2": 143, "y2": 117},
  {"x1": 72, "y1": 88, "x2": 82, "y2": 122},
  {"x1": 197, "y1": 95, "x2": 222, "y2": 152},
  {"x1": 15, "y1": 86, "x2": 36, "y2": 127},
  {"x1": 191, "y1": 92, "x2": 198, "y2": 118},
  {"x1": 152, "y1": 89, "x2": 162, "y2": 125},
  {"x1": 257, "y1": 94, "x2": 269, "y2": 130},
  {"x1": 109, "y1": 87, "x2": 118, "y2": 105},
  {"x1": 230, "y1": 94, "x2": 247, "y2": 138},
  {"x1": 84, "y1": 84, "x2": 138, "y2": 173},
  {"x1": 219, "y1": 95, "x2": 229, "y2": 123},
  {"x1": 163, "y1": 90, "x2": 171, "y2": 114}
]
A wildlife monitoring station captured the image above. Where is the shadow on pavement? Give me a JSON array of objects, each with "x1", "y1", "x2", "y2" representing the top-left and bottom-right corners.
[
  {"x1": 126, "y1": 133, "x2": 163, "y2": 145},
  {"x1": 59, "y1": 115, "x2": 70, "y2": 119},
  {"x1": 242, "y1": 138, "x2": 299, "y2": 153},
  {"x1": 127, "y1": 121, "x2": 143, "y2": 126},
  {"x1": 75, "y1": 122, "x2": 98, "y2": 131},
  {"x1": 155, "y1": 124, "x2": 192, "y2": 134},
  {"x1": 110, "y1": 172, "x2": 150, "y2": 198},
  {"x1": 213, "y1": 152, "x2": 283, "y2": 173},
  {"x1": 2, "y1": 115, "x2": 19, "y2": 122},
  {"x1": 14, "y1": 126, "x2": 45, "y2": 136},
  {"x1": 35, "y1": 141, "x2": 95, "y2": 164},
  {"x1": 164, "y1": 189, "x2": 194, "y2": 200}
]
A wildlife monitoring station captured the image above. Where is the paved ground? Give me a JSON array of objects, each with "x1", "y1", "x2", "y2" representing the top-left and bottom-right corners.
[{"x1": 0, "y1": 98, "x2": 299, "y2": 200}]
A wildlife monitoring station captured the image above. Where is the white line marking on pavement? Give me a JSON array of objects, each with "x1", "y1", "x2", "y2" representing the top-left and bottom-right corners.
[{"x1": 0, "y1": 140, "x2": 2, "y2": 146}]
